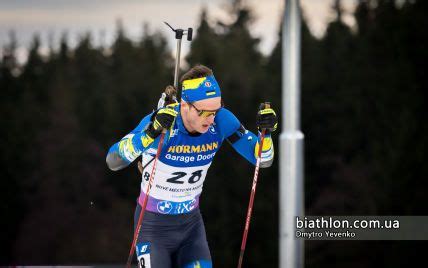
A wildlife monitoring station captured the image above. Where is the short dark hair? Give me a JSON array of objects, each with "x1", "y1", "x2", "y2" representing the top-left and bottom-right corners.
[{"x1": 180, "y1": 64, "x2": 213, "y2": 83}]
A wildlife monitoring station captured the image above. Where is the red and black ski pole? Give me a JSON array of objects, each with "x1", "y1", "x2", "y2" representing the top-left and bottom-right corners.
[
  {"x1": 237, "y1": 104, "x2": 270, "y2": 268},
  {"x1": 126, "y1": 130, "x2": 166, "y2": 268},
  {"x1": 128, "y1": 22, "x2": 192, "y2": 267}
]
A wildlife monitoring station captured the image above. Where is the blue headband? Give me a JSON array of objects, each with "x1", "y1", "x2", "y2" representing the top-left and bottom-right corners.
[{"x1": 181, "y1": 75, "x2": 221, "y2": 102}]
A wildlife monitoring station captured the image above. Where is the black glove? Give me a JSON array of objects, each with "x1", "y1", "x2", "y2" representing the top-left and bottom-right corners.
[
  {"x1": 256, "y1": 102, "x2": 278, "y2": 134},
  {"x1": 146, "y1": 105, "x2": 178, "y2": 139}
]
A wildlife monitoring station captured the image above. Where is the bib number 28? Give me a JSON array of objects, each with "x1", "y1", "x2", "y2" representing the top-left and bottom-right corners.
[{"x1": 166, "y1": 170, "x2": 203, "y2": 184}]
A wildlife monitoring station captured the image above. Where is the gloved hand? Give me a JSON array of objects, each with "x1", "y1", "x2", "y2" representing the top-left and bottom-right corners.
[
  {"x1": 146, "y1": 105, "x2": 178, "y2": 139},
  {"x1": 256, "y1": 102, "x2": 278, "y2": 134}
]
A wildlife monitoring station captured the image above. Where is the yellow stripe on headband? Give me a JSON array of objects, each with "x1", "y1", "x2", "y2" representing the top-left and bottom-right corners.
[{"x1": 182, "y1": 77, "x2": 206, "y2": 90}]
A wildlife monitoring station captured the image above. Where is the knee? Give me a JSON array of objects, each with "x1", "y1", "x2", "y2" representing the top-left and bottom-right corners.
[{"x1": 183, "y1": 260, "x2": 212, "y2": 268}]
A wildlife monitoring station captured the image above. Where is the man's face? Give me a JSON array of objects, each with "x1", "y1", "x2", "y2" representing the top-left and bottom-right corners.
[{"x1": 181, "y1": 97, "x2": 222, "y2": 134}]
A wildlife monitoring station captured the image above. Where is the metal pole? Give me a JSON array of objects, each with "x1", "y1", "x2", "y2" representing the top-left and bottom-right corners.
[
  {"x1": 161, "y1": 22, "x2": 192, "y2": 107},
  {"x1": 174, "y1": 38, "x2": 182, "y2": 89},
  {"x1": 280, "y1": 0, "x2": 304, "y2": 268}
]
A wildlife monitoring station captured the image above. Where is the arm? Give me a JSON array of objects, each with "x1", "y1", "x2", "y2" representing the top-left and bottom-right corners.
[
  {"x1": 106, "y1": 104, "x2": 178, "y2": 171},
  {"x1": 216, "y1": 108, "x2": 274, "y2": 168},
  {"x1": 106, "y1": 113, "x2": 155, "y2": 171}
]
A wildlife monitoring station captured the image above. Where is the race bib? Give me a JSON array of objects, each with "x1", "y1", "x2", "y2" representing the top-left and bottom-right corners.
[{"x1": 140, "y1": 153, "x2": 211, "y2": 202}]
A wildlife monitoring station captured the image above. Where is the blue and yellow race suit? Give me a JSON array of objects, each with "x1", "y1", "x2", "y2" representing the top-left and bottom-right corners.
[{"x1": 106, "y1": 104, "x2": 274, "y2": 267}]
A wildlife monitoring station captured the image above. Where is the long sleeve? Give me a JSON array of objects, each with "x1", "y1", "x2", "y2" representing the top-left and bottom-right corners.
[
  {"x1": 106, "y1": 113, "x2": 156, "y2": 171},
  {"x1": 215, "y1": 108, "x2": 274, "y2": 168}
]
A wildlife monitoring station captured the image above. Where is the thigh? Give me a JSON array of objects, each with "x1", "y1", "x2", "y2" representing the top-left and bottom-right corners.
[
  {"x1": 136, "y1": 241, "x2": 171, "y2": 268},
  {"x1": 134, "y1": 205, "x2": 176, "y2": 268},
  {"x1": 176, "y1": 217, "x2": 212, "y2": 267}
]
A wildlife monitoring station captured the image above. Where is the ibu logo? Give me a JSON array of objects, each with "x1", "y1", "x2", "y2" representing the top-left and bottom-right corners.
[
  {"x1": 209, "y1": 125, "x2": 216, "y2": 134},
  {"x1": 136, "y1": 242, "x2": 151, "y2": 255},
  {"x1": 170, "y1": 128, "x2": 179, "y2": 137},
  {"x1": 204, "y1": 81, "x2": 212, "y2": 87},
  {"x1": 157, "y1": 200, "x2": 173, "y2": 214}
]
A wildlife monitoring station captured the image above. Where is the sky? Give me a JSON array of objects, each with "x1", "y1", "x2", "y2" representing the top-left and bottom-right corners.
[{"x1": 0, "y1": 0, "x2": 357, "y2": 63}]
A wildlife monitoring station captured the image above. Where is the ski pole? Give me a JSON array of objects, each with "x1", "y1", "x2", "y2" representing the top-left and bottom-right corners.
[
  {"x1": 140, "y1": 22, "x2": 193, "y2": 175},
  {"x1": 237, "y1": 103, "x2": 270, "y2": 268},
  {"x1": 129, "y1": 22, "x2": 193, "y2": 267},
  {"x1": 141, "y1": 21, "x2": 193, "y2": 173},
  {"x1": 126, "y1": 130, "x2": 167, "y2": 268}
]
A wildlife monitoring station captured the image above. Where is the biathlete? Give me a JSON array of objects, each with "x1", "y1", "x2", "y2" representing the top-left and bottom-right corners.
[{"x1": 106, "y1": 65, "x2": 278, "y2": 268}]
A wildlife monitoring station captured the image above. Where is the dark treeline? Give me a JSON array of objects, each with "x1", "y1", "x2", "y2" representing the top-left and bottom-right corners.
[{"x1": 1, "y1": 0, "x2": 427, "y2": 266}]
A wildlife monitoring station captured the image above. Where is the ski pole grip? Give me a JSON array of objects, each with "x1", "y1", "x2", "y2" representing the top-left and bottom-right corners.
[{"x1": 261, "y1": 102, "x2": 271, "y2": 134}]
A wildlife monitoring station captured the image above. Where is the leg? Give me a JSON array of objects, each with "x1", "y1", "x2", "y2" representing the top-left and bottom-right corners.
[
  {"x1": 134, "y1": 204, "x2": 175, "y2": 268},
  {"x1": 176, "y1": 215, "x2": 212, "y2": 268},
  {"x1": 136, "y1": 241, "x2": 171, "y2": 268},
  {"x1": 182, "y1": 260, "x2": 212, "y2": 268}
]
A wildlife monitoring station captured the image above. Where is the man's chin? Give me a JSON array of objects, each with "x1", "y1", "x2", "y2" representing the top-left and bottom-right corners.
[{"x1": 198, "y1": 125, "x2": 210, "y2": 133}]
